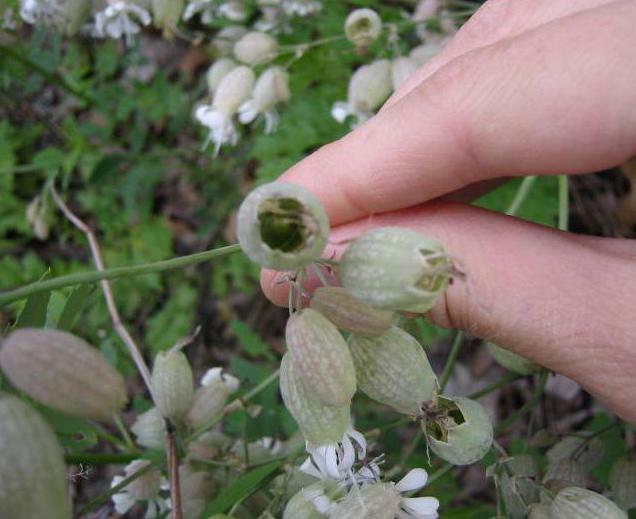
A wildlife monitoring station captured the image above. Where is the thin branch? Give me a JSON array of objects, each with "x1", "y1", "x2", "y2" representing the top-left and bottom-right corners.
[
  {"x1": 439, "y1": 331, "x2": 464, "y2": 392},
  {"x1": 166, "y1": 420, "x2": 183, "y2": 519},
  {"x1": 0, "y1": 245, "x2": 241, "y2": 306}
]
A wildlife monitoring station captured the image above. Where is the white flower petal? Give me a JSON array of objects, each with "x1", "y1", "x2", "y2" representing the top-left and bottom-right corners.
[
  {"x1": 299, "y1": 456, "x2": 323, "y2": 479},
  {"x1": 396, "y1": 468, "x2": 429, "y2": 493},
  {"x1": 400, "y1": 496, "x2": 440, "y2": 518},
  {"x1": 200, "y1": 367, "x2": 223, "y2": 386},
  {"x1": 331, "y1": 101, "x2": 350, "y2": 123},
  {"x1": 347, "y1": 429, "x2": 367, "y2": 459}
]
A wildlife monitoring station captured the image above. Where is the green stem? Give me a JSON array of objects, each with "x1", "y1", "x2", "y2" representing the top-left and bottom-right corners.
[
  {"x1": 0, "y1": 43, "x2": 93, "y2": 104},
  {"x1": 114, "y1": 414, "x2": 136, "y2": 451},
  {"x1": 0, "y1": 244, "x2": 242, "y2": 306},
  {"x1": 427, "y1": 463, "x2": 453, "y2": 485},
  {"x1": 506, "y1": 176, "x2": 537, "y2": 216},
  {"x1": 496, "y1": 369, "x2": 549, "y2": 433},
  {"x1": 65, "y1": 452, "x2": 141, "y2": 465},
  {"x1": 468, "y1": 372, "x2": 522, "y2": 400},
  {"x1": 558, "y1": 175, "x2": 569, "y2": 231},
  {"x1": 439, "y1": 331, "x2": 464, "y2": 392}
]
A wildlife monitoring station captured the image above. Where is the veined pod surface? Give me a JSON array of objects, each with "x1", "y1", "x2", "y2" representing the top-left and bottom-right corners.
[
  {"x1": 233, "y1": 31, "x2": 278, "y2": 65},
  {"x1": 609, "y1": 459, "x2": 636, "y2": 509},
  {"x1": 329, "y1": 483, "x2": 401, "y2": 519},
  {"x1": 0, "y1": 328, "x2": 127, "y2": 421},
  {"x1": 543, "y1": 458, "x2": 587, "y2": 491},
  {"x1": 279, "y1": 354, "x2": 350, "y2": 446},
  {"x1": 310, "y1": 286, "x2": 394, "y2": 336},
  {"x1": 497, "y1": 455, "x2": 541, "y2": 519},
  {"x1": 423, "y1": 396, "x2": 493, "y2": 466},
  {"x1": 237, "y1": 182, "x2": 329, "y2": 270},
  {"x1": 151, "y1": 349, "x2": 194, "y2": 422},
  {"x1": 546, "y1": 435, "x2": 604, "y2": 474},
  {"x1": 486, "y1": 342, "x2": 538, "y2": 376},
  {"x1": 339, "y1": 227, "x2": 453, "y2": 312},
  {"x1": 0, "y1": 394, "x2": 71, "y2": 519},
  {"x1": 348, "y1": 326, "x2": 437, "y2": 415},
  {"x1": 549, "y1": 487, "x2": 627, "y2": 518},
  {"x1": 286, "y1": 308, "x2": 356, "y2": 407}
]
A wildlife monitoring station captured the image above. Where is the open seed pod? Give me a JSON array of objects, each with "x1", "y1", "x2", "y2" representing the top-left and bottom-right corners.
[
  {"x1": 310, "y1": 286, "x2": 394, "y2": 337},
  {"x1": 0, "y1": 328, "x2": 127, "y2": 421},
  {"x1": 0, "y1": 394, "x2": 71, "y2": 518},
  {"x1": 286, "y1": 308, "x2": 356, "y2": 407},
  {"x1": 422, "y1": 396, "x2": 493, "y2": 466},
  {"x1": 344, "y1": 8, "x2": 382, "y2": 48},
  {"x1": 550, "y1": 487, "x2": 627, "y2": 518},
  {"x1": 151, "y1": 349, "x2": 194, "y2": 422},
  {"x1": 348, "y1": 326, "x2": 437, "y2": 415},
  {"x1": 279, "y1": 353, "x2": 351, "y2": 446},
  {"x1": 339, "y1": 227, "x2": 453, "y2": 312},
  {"x1": 237, "y1": 182, "x2": 329, "y2": 270}
]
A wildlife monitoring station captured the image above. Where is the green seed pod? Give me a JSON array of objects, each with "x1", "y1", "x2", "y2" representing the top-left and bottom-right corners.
[
  {"x1": 423, "y1": 396, "x2": 493, "y2": 466},
  {"x1": 152, "y1": 0, "x2": 183, "y2": 29},
  {"x1": 339, "y1": 227, "x2": 453, "y2": 312},
  {"x1": 286, "y1": 309, "x2": 356, "y2": 407},
  {"x1": 283, "y1": 480, "x2": 342, "y2": 519},
  {"x1": 131, "y1": 407, "x2": 165, "y2": 450},
  {"x1": 180, "y1": 464, "x2": 216, "y2": 519},
  {"x1": 543, "y1": 459, "x2": 587, "y2": 491},
  {"x1": 279, "y1": 354, "x2": 350, "y2": 446},
  {"x1": 237, "y1": 182, "x2": 329, "y2": 270},
  {"x1": 0, "y1": 328, "x2": 127, "y2": 421},
  {"x1": 151, "y1": 349, "x2": 194, "y2": 422},
  {"x1": 348, "y1": 326, "x2": 437, "y2": 415},
  {"x1": 186, "y1": 368, "x2": 238, "y2": 430},
  {"x1": 233, "y1": 31, "x2": 278, "y2": 65},
  {"x1": 344, "y1": 8, "x2": 382, "y2": 48},
  {"x1": 609, "y1": 459, "x2": 636, "y2": 510},
  {"x1": 310, "y1": 287, "x2": 394, "y2": 337},
  {"x1": 528, "y1": 503, "x2": 551, "y2": 519},
  {"x1": 546, "y1": 435, "x2": 604, "y2": 474},
  {"x1": 550, "y1": 487, "x2": 627, "y2": 518},
  {"x1": 486, "y1": 342, "x2": 538, "y2": 375},
  {"x1": 0, "y1": 394, "x2": 71, "y2": 519},
  {"x1": 330, "y1": 483, "x2": 401, "y2": 519}
]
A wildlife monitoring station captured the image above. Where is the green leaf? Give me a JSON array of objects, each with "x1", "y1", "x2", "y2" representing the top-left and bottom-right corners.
[
  {"x1": 203, "y1": 461, "x2": 282, "y2": 515},
  {"x1": 14, "y1": 290, "x2": 51, "y2": 328},
  {"x1": 229, "y1": 319, "x2": 273, "y2": 360},
  {"x1": 57, "y1": 284, "x2": 94, "y2": 331},
  {"x1": 35, "y1": 405, "x2": 99, "y2": 452}
]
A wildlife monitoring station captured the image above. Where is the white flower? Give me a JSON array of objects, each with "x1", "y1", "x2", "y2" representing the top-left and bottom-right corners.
[
  {"x1": 200, "y1": 366, "x2": 241, "y2": 392},
  {"x1": 130, "y1": 407, "x2": 165, "y2": 450},
  {"x1": 331, "y1": 59, "x2": 393, "y2": 127},
  {"x1": 217, "y1": 0, "x2": 247, "y2": 21},
  {"x1": 94, "y1": 1, "x2": 151, "y2": 47},
  {"x1": 195, "y1": 66, "x2": 255, "y2": 155},
  {"x1": 300, "y1": 428, "x2": 367, "y2": 481},
  {"x1": 111, "y1": 460, "x2": 170, "y2": 517},
  {"x1": 394, "y1": 468, "x2": 440, "y2": 519},
  {"x1": 239, "y1": 66, "x2": 290, "y2": 133},
  {"x1": 183, "y1": 0, "x2": 246, "y2": 23},
  {"x1": 206, "y1": 58, "x2": 239, "y2": 95},
  {"x1": 281, "y1": 0, "x2": 321, "y2": 17},
  {"x1": 19, "y1": 0, "x2": 60, "y2": 25},
  {"x1": 182, "y1": 0, "x2": 213, "y2": 21}
]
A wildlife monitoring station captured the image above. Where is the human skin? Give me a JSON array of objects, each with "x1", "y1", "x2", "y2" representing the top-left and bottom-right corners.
[{"x1": 260, "y1": 0, "x2": 636, "y2": 423}]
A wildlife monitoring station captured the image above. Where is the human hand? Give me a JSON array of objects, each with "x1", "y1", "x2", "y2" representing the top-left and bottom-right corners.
[{"x1": 260, "y1": 0, "x2": 636, "y2": 423}]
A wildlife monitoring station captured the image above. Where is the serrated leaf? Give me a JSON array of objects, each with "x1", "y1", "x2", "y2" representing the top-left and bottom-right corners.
[{"x1": 203, "y1": 460, "x2": 282, "y2": 515}]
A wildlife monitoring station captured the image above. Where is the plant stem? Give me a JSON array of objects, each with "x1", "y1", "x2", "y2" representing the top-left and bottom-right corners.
[
  {"x1": 166, "y1": 420, "x2": 183, "y2": 519},
  {"x1": 114, "y1": 414, "x2": 136, "y2": 450},
  {"x1": 439, "y1": 331, "x2": 464, "y2": 392},
  {"x1": 468, "y1": 372, "x2": 522, "y2": 400},
  {"x1": 496, "y1": 370, "x2": 549, "y2": 433},
  {"x1": 0, "y1": 43, "x2": 93, "y2": 104},
  {"x1": 505, "y1": 176, "x2": 537, "y2": 216},
  {"x1": 0, "y1": 244, "x2": 241, "y2": 306},
  {"x1": 65, "y1": 452, "x2": 141, "y2": 465},
  {"x1": 558, "y1": 175, "x2": 569, "y2": 231},
  {"x1": 427, "y1": 463, "x2": 453, "y2": 485}
]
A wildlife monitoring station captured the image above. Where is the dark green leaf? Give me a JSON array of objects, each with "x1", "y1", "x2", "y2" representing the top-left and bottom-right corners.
[
  {"x1": 57, "y1": 284, "x2": 94, "y2": 331},
  {"x1": 14, "y1": 290, "x2": 51, "y2": 328}
]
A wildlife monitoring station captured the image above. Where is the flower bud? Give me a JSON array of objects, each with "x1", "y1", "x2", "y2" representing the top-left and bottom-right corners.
[
  {"x1": 206, "y1": 58, "x2": 238, "y2": 94},
  {"x1": 213, "y1": 25, "x2": 248, "y2": 56},
  {"x1": 339, "y1": 227, "x2": 453, "y2": 312},
  {"x1": 546, "y1": 435, "x2": 604, "y2": 473},
  {"x1": 310, "y1": 286, "x2": 394, "y2": 336},
  {"x1": 0, "y1": 328, "x2": 127, "y2": 421},
  {"x1": 543, "y1": 459, "x2": 587, "y2": 491},
  {"x1": 213, "y1": 65, "x2": 256, "y2": 116},
  {"x1": 550, "y1": 487, "x2": 627, "y2": 518},
  {"x1": 423, "y1": 396, "x2": 493, "y2": 466},
  {"x1": 344, "y1": 8, "x2": 382, "y2": 48},
  {"x1": 609, "y1": 459, "x2": 636, "y2": 510},
  {"x1": 152, "y1": 0, "x2": 183, "y2": 29},
  {"x1": 186, "y1": 368, "x2": 239, "y2": 430},
  {"x1": 330, "y1": 483, "x2": 401, "y2": 519},
  {"x1": 286, "y1": 308, "x2": 356, "y2": 406},
  {"x1": 349, "y1": 326, "x2": 437, "y2": 415},
  {"x1": 131, "y1": 407, "x2": 165, "y2": 450},
  {"x1": 151, "y1": 349, "x2": 194, "y2": 422},
  {"x1": 233, "y1": 31, "x2": 278, "y2": 65},
  {"x1": 237, "y1": 181, "x2": 329, "y2": 270},
  {"x1": 486, "y1": 342, "x2": 538, "y2": 375},
  {"x1": 279, "y1": 354, "x2": 351, "y2": 446},
  {"x1": 0, "y1": 394, "x2": 71, "y2": 519},
  {"x1": 391, "y1": 56, "x2": 418, "y2": 89}
]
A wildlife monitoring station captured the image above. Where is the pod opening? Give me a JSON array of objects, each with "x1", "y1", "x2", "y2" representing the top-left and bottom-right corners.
[{"x1": 257, "y1": 197, "x2": 317, "y2": 253}]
